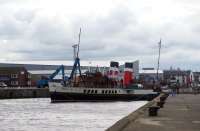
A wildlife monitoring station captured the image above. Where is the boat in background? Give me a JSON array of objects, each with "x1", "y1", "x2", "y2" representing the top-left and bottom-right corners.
[
  {"x1": 49, "y1": 29, "x2": 159, "y2": 102},
  {"x1": 49, "y1": 61, "x2": 158, "y2": 102},
  {"x1": 49, "y1": 82, "x2": 158, "y2": 102}
]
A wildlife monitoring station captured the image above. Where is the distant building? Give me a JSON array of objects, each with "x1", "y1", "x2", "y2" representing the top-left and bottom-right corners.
[
  {"x1": 0, "y1": 62, "x2": 134, "y2": 87},
  {"x1": 163, "y1": 70, "x2": 194, "y2": 87},
  {"x1": 193, "y1": 72, "x2": 200, "y2": 83},
  {"x1": 0, "y1": 67, "x2": 31, "y2": 87},
  {"x1": 139, "y1": 68, "x2": 163, "y2": 86},
  {"x1": 133, "y1": 60, "x2": 139, "y2": 79}
]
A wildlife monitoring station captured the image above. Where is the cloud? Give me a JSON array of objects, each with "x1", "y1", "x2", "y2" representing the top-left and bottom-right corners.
[{"x1": 0, "y1": 0, "x2": 200, "y2": 70}]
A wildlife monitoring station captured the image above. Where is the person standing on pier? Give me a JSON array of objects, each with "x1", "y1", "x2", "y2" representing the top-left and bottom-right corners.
[
  {"x1": 176, "y1": 80, "x2": 180, "y2": 94},
  {"x1": 170, "y1": 83, "x2": 177, "y2": 96}
]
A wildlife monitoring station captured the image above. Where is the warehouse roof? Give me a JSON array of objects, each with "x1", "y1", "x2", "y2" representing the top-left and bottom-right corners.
[{"x1": 139, "y1": 69, "x2": 163, "y2": 74}]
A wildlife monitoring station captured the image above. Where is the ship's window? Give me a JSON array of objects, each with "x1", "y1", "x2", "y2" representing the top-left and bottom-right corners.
[
  {"x1": 91, "y1": 90, "x2": 94, "y2": 94},
  {"x1": 115, "y1": 90, "x2": 117, "y2": 94},
  {"x1": 87, "y1": 90, "x2": 90, "y2": 94},
  {"x1": 105, "y1": 90, "x2": 107, "y2": 94},
  {"x1": 95, "y1": 90, "x2": 97, "y2": 94},
  {"x1": 84, "y1": 90, "x2": 86, "y2": 93},
  {"x1": 102, "y1": 90, "x2": 104, "y2": 94},
  {"x1": 109, "y1": 90, "x2": 111, "y2": 94},
  {"x1": 112, "y1": 90, "x2": 114, "y2": 94}
]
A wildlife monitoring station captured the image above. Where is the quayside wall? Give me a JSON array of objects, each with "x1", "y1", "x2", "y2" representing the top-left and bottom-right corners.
[
  {"x1": 106, "y1": 93, "x2": 164, "y2": 131},
  {"x1": 0, "y1": 88, "x2": 49, "y2": 99}
]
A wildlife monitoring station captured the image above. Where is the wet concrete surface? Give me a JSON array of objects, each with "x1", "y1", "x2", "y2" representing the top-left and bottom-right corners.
[{"x1": 122, "y1": 94, "x2": 200, "y2": 131}]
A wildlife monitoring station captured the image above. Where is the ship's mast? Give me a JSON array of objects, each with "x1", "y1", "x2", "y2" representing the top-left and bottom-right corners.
[
  {"x1": 77, "y1": 28, "x2": 81, "y2": 58},
  {"x1": 156, "y1": 38, "x2": 162, "y2": 81},
  {"x1": 72, "y1": 44, "x2": 78, "y2": 60},
  {"x1": 69, "y1": 28, "x2": 82, "y2": 81}
]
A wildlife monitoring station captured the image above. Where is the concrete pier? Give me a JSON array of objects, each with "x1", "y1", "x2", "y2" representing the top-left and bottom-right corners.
[
  {"x1": 107, "y1": 94, "x2": 200, "y2": 131},
  {"x1": 0, "y1": 88, "x2": 49, "y2": 99}
]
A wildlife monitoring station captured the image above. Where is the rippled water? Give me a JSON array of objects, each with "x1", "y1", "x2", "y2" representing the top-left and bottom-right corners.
[{"x1": 0, "y1": 98, "x2": 147, "y2": 131}]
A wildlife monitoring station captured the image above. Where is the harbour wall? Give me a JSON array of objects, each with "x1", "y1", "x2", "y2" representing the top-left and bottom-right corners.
[
  {"x1": 106, "y1": 93, "x2": 164, "y2": 131},
  {"x1": 0, "y1": 88, "x2": 49, "y2": 99}
]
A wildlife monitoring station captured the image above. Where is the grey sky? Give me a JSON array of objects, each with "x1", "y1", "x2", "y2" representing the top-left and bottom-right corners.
[{"x1": 0, "y1": 0, "x2": 200, "y2": 70}]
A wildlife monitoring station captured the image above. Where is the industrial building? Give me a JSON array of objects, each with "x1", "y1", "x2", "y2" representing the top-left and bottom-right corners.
[{"x1": 139, "y1": 68, "x2": 163, "y2": 88}]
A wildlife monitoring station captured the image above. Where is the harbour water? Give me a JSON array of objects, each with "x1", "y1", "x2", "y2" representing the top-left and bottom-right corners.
[{"x1": 0, "y1": 98, "x2": 147, "y2": 131}]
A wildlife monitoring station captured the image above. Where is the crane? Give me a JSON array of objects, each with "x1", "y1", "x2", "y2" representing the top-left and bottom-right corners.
[
  {"x1": 37, "y1": 28, "x2": 82, "y2": 88},
  {"x1": 37, "y1": 65, "x2": 66, "y2": 88}
]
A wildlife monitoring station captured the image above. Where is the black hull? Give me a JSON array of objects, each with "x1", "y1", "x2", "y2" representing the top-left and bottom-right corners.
[{"x1": 50, "y1": 92, "x2": 159, "y2": 102}]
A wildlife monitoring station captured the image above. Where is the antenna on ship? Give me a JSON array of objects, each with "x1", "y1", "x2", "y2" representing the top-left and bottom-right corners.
[
  {"x1": 156, "y1": 38, "x2": 162, "y2": 82},
  {"x1": 77, "y1": 28, "x2": 81, "y2": 58}
]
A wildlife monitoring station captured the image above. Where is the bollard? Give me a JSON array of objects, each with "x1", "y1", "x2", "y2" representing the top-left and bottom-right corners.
[
  {"x1": 148, "y1": 106, "x2": 159, "y2": 116},
  {"x1": 160, "y1": 96, "x2": 166, "y2": 102},
  {"x1": 163, "y1": 93, "x2": 169, "y2": 98},
  {"x1": 157, "y1": 101, "x2": 165, "y2": 108}
]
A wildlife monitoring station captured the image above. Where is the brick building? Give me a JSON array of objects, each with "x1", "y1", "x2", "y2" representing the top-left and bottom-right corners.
[{"x1": 0, "y1": 67, "x2": 31, "y2": 87}]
